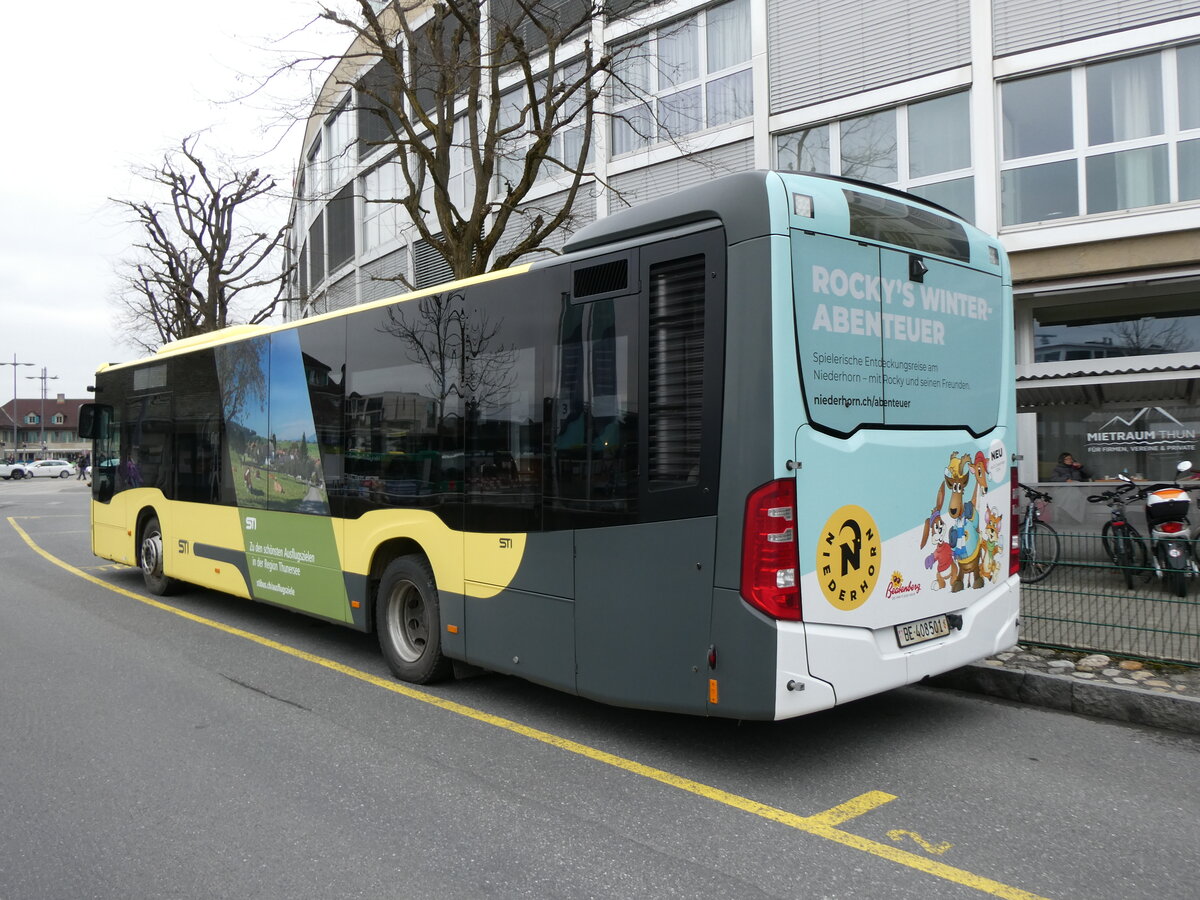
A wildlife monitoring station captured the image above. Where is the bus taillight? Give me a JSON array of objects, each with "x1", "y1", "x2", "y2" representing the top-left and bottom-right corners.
[
  {"x1": 741, "y1": 479, "x2": 801, "y2": 621},
  {"x1": 1009, "y1": 465, "x2": 1020, "y2": 578}
]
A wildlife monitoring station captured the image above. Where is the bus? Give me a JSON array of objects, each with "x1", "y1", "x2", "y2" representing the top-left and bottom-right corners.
[{"x1": 80, "y1": 171, "x2": 1019, "y2": 720}]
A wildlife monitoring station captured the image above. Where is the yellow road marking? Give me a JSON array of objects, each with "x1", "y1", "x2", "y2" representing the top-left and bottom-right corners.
[
  {"x1": 807, "y1": 790, "x2": 896, "y2": 826},
  {"x1": 889, "y1": 829, "x2": 954, "y2": 856},
  {"x1": 7, "y1": 517, "x2": 1050, "y2": 900}
]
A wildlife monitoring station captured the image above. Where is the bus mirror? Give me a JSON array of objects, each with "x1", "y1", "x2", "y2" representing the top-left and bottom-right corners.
[{"x1": 78, "y1": 403, "x2": 111, "y2": 440}]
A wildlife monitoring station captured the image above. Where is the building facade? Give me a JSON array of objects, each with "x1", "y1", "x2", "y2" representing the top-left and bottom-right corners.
[
  {"x1": 286, "y1": 0, "x2": 1200, "y2": 484},
  {"x1": 0, "y1": 397, "x2": 91, "y2": 463}
]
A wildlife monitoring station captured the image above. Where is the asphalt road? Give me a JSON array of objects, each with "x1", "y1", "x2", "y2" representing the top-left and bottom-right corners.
[{"x1": 2, "y1": 478, "x2": 1197, "y2": 899}]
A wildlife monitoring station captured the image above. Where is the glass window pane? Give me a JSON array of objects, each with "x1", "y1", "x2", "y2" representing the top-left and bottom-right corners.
[
  {"x1": 1002, "y1": 71, "x2": 1073, "y2": 160},
  {"x1": 707, "y1": 0, "x2": 751, "y2": 72},
  {"x1": 1180, "y1": 43, "x2": 1200, "y2": 131},
  {"x1": 610, "y1": 43, "x2": 650, "y2": 106},
  {"x1": 840, "y1": 111, "x2": 897, "y2": 183},
  {"x1": 776, "y1": 127, "x2": 830, "y2": 173},
  {"x1": 1085, "y1": 145, "x2": 1169, "y2": 213},
  {"x1": 908, "y1": 92, "x2": 971, "y2": 178},
  {"x1": 611, "y1": 106, "x2": 652, "y2": 155},
  {"x1": 1087, "y1": 53, "x2": 1163, "y2": 145},
  {"x1": 706, "y1": 68, "x2": 753, "y2": 127},
  {"x1": 908, "y1": 177, "x2": 975, "y2": 224},
  {"x1": 657, "y1": 17, "x2": 699, "y2": 89},
  {"x1": 1001, "y1": 161, "x2": 1078, "y2": 225},
  {"x1": 1037, "y1": 312, "x2": 1200, "y2": 358},
  {"x1": 658, "y1": 86, "x2": 703, "y2": 140},
  {"x1": 1181, "y1": 139, "x2": 1200, "y2": 201}
]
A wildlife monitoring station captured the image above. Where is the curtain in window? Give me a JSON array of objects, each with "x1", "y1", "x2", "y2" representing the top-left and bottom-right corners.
[
  {"x1": 908, "y1": 92, "x2": 970, "y2": 178},
  {"x1": 1178, "y1": 43, "x2": 1200, "y2": 131},
  {"x1": 707, "y1": 0, "x2": 751, "y2": 72},
  {"x1": 1088, "y1": 54, "x2": 1162, "y2": 145},
  {"x1": 656, "y1": 16, "x2": 699, "y2": 89},
  {"x1": 1087, "y1": 55, "x2": 1164, "y2": 211},
  {"x1": 706, "y1": 69, "x2": 753, "y2": 127}
]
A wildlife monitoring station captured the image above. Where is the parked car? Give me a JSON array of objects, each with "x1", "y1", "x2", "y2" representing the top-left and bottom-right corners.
[
  {"x1": 19, "y1": 459, "x2": 76, "y2": 478},
  {"x1": 0, "y1": 461, "x2": 28, "y2": 479}
]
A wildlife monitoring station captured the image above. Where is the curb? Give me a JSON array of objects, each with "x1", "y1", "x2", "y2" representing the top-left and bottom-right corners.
[{"x1": 926, "y1": 663, "x2": 1200, "y2": 735}]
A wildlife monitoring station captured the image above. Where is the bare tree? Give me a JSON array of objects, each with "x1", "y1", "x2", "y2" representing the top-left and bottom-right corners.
[
  {"x1": 112, "y1": 137, "x2": 292, "y2": 352},
  {"x1": 1109, "y1": 316, "x2": 1194, "y2": 356},
  {"x1": 306, "y1": 0, "x2": 651, "y2": 284},
  {"x1": 379, "y1": 290, "x2": 518, "y2": 425}
]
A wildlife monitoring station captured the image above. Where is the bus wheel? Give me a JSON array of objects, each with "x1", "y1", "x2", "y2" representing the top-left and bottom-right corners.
[
  {"x1": 139, "y1": 515, "x2": 178, "y2": 596},
  {"x1": 376, "y1": 556, "x2": 451, "y2": 684}
]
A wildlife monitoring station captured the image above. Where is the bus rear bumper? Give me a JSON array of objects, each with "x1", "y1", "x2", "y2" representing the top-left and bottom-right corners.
[{"x1": 780, "y1": 578, "x2": 1019, "y2": 716}]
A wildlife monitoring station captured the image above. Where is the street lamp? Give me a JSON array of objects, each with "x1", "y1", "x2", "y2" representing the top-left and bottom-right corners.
[
  {"x1": 25, "y1": 367, "x2": 60, "y2": 455},
  {"x1": 1, "y1": 354, "x2": 35, "y2": 462}
]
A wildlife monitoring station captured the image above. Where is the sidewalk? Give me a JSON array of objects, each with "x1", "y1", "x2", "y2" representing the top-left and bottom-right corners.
[{"x1": 928, "y1": 645, "x2": 1200, "y2": 735}]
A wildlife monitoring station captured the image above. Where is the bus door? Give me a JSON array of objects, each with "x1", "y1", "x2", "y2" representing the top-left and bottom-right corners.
[{"x1": 574, "y1": 234, "x2": 725, "y2": 714}]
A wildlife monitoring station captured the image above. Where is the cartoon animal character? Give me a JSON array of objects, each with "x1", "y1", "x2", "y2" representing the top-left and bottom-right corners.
[
  {"x1": 979, "y1": 506, "x2": 1004, "y2": 582},
  {"x1": 923, "y1": 511, "x2": 958, "y2": 590},
  {"x1": 919, "y1": 450, "x2": 989, "y2": 592}
]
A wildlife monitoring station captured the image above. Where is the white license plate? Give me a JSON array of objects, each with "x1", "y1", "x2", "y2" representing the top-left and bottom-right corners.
[{"x1": 895, "y1": 614, "x2": 950, "y2": 647}]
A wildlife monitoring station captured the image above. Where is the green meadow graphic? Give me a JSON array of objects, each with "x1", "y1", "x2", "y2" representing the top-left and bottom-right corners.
[{"x1": 216, "y1": 331, "x2": 347, "y2": 621}]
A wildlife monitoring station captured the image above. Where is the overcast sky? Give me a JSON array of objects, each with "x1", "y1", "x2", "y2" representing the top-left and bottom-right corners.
[{"x1": 0, "y1": 0, "x2": 349, "y2": 402}]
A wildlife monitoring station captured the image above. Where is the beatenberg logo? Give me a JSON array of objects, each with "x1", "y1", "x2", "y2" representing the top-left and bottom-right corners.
[
  {"x1": 1086, "y1": 408, "x2": 1197, "y2": 455},
  {"x1": 885, "y1": 571, "x2": 921, "y2": 598}
]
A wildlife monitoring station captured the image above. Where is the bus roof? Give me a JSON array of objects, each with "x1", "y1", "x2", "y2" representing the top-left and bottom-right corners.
[
  {"x1": 96, "y1": 264, "x2": 532, "y2": 375},
  {"x1": 565, "y1": 170, "x2": 1004, "y2": 275}
]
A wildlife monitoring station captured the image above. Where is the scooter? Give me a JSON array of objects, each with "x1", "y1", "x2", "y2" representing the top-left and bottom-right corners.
[{"x1": 1121, "y1": 461, "x2": 1200, "y2": 597}]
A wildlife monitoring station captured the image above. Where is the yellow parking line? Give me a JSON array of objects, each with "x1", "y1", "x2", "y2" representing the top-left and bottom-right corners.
[
  {"x1": 807, "y1": 790, "x2": 897, "y2": 826},
  {"x1": 7, "y1": 517, "x2": 1050, "y2": 900}
]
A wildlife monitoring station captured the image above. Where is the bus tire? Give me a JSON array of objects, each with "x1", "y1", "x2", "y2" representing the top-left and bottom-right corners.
[
  {"x1": 376, "y1": 555, "x2": 451, "y2": 684},
  {"x1": 139, "y1": 515, "x2": 178, "y2": 596}
]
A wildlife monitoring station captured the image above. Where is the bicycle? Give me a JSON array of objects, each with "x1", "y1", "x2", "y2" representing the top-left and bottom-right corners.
[
  {"x1": 1017, "y1": 483, "x2": 1059, "y2": 583},
  {"x1": 1087, "y1": 482, "x2": 1149, "y2": 590}
]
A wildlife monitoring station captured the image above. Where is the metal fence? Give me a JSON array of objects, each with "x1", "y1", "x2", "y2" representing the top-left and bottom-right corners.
[{"x1": 1020, "y1": 531, "x2": 1200, "y2": 666}]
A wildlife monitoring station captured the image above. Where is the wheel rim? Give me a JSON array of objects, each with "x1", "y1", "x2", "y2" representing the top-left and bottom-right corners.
[
  {"x1": 141, "y1": 529, "x2": 164, "y2": 579},
  {"x1": 384, "y1": 580, "x2": 429, "y2": 663}
]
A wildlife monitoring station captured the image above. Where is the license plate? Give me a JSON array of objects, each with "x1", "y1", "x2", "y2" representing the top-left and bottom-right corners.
[{"x1": 895, "y1": 614, "x2": 950, "y2": 648}]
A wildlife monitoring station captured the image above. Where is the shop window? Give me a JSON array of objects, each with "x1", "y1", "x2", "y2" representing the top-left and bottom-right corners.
[
  {"x1": 1035, "y1": 404, "x2": 1199, "y2": 483},
  {"x1": 1033, "y1": 306, "x2": 1200, "y2": 364}
]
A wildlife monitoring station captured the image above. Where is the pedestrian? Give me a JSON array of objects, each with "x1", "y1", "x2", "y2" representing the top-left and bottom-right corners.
[
  {"x1": 77, "y1": 452, "x2": 90, "y2": 480},
  {"x1": 1049, "y1": 452, "x2": 1090, "y2": 482}
]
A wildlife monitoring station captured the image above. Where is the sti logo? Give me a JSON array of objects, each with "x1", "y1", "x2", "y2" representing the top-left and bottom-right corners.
[{"x1": 245, "y1": 516, "x2": 258, "y2": 531}]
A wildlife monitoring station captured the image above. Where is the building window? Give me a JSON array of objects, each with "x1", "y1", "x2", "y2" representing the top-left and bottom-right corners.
[
  {"x1": 327, "y1": 184, "x2": 356, "y2": 273},
  {"x1": 52, "y1": 413, "x2": 64, "y2": 425},
  {"x1": 363, "y1": 159, "x2": 404, "y2": 253},
  {"x1": 609, "y1": 0, "x2": 752, "y2": 156},
  {"x1": 1000, "y1": 42, "x2": 1200, "y2": 226},
  {"x1": 24, "y1": 414, "x2": 38, "y2": 425},
  {"x1": 775, "y1": 90, "x2": 975, "y2": 222},
  {"x1": 325, "y1": 102, "x2": 355, "y2": 190},
  {"x1": 497, "y1": 60, "x2": 594, "y2": 188}
]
